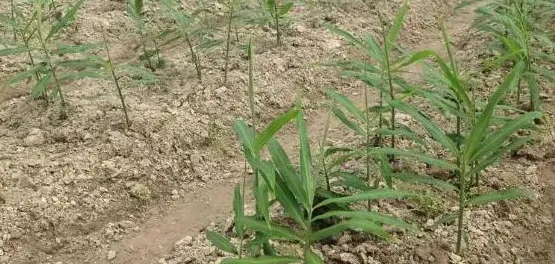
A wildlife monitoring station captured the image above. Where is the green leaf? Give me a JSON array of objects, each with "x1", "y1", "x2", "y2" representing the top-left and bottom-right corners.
[
  {"x1": 268, "y1": 139, "x2": 308, "y2": 209},
  {"x1": 206, "y1": 230, "x2": 238, "y2": 254},
  {"x1": 312, "y1": 210, "x2": 416, "y2": 231},
  {"x1": 393, "y1": 50, "x2": 434, "y2": 71},
  {"x1": 394, "y1": 172, "x2": 457, "y2": 191},
  {"x1": 466, "y1": 188, "x2": 532, "y2": 206},
  {"x1": 389, "y1": 100, "x2": 459, "y2": 156},
  {"x1": 464, "y1": 61, "x2": 525, "y2": 162},
  {"x1": 386, "y1": 1, "x2": 409, "y2": 53},
  {"x1": 325, "y1": 24, "x2": 367, "y2": 51},
  {"x1": 297, "y1": 107, "x2": 315, "y2": 210},
  {"x1": 31, "y1": 72, "x2": 52, "y2": 99},
  {"x1": 274, "y1": 176, "x2": 307, "y2": 229},
  {"x1": 472, "y1": 111, "x2": 541, "y2": 161},
  {"x1": 255, "y1": 108, "x2": 298, "y2": 153},
  {"x1": 0, "y1": 46, "x2": 31, "y2": 56},
  {"x1": 257, "y1": 181, "x2": 271, "y2": 223},
  {"x1": 233, "y1": 184, "x2": 245, "y2": 237},
  {"x1": 304, "y1": 249, "x2": 324, "y2": 264},
  {"x1": 46, "y1": 0, "x2": 86, "y2": 41},
  {"x1": 314, "y1": 189, "x2": 414, "y2": 210},
  {"x1": 311, "y1": 218, "x2": 390, "y2": 242},
  {"x1": 331, "y1": 171, "x2": 373, "y2": 191},
  {"x1": 241, "y1": 217, "x2": 303, "y2": 242},
  {"x1": 277, "y1": 2, "x2": 294, "y2": 17},
  {"x1": 326, "y1": 89, "x2": 366, "y2": 123},
  {"x1": 221, "y1": 256, "x2": 299, "y2": 264},
  {"x1": 331, "y1": 106, "x2": 365, "y2": 136},
  {"x1": 370, "y1": 147, "x2": 457, "y2": 170}
]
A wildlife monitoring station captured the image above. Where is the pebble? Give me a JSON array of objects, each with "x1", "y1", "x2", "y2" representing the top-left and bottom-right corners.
[{"x1": 107, "y1": 250, "x2": 116, "y2": 260}]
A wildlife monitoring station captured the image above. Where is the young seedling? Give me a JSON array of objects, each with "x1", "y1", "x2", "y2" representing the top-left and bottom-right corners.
[
  {"x1": 257, "y1": 0, "x2": 294, "y2": 46},
  {"x1": 209, "y1": 106, "x2": 416, "y2": 262},
  {"x1": 103, "y1": 38, "x2": 130, "y2": 127},
  {"x1": 127, "y1": 0, "x2": 164, "y2": 71},
  {"x1": 325, "y1": 1, "x2": 430, "y2": 188},
  {"x1": 387, "y1": 49, "x2": 537, "y2": 254},
  {"x1": 467, "y1": 0, "x2": 555, "y2": 112},
  {"x1": 161, "y1": 0, "x2": 221, "y2": 82},
  {"x1": 221, "y1": 0, "x2": 246, "y2": 84},
  {"x1": 1, "y1": 0, "x2": 94, "y2": 119}
]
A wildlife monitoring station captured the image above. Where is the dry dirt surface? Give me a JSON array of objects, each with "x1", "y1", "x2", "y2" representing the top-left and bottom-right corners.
[{"x1": 0, "y1": 0, "x2": 554, "y2": 264}]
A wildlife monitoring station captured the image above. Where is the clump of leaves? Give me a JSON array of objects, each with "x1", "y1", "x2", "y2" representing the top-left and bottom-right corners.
[
  {"x1": 208, "y1": 106, "x2": 416, "y2": 263},
  {"x1": 161, "y1": 0, "x2": 221, "y2": 82}
]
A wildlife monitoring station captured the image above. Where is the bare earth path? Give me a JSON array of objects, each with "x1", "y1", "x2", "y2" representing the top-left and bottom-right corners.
[{"x1": 56, "y1": 3, "x2": 483, "y2": 264}]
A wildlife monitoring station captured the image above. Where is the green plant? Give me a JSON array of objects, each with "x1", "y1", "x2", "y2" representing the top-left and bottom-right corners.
[
  {"x1": 221, "y1": 0, "x2": 246, "y2": 84},
  {"x1": 208, "y1": 106, "x2": 416, "y2": 263},
  {"x1": 127, "y1": 0, "x2": 164, "y2": 71},
  {"x1": 465, "y1": 0, "x2": 555, "y2": 112},
  {"x1": 0, "y1": 0, "x2": 95, "y2": 118},
  {"x1": 325, "y1": 1, "x2": 430, "y2": 188},
  {"x1": 259, "y1": 0, "x2": 294, "y2": 46},
  {"x1": 161, "y1": 0, "x2": 221, "y2": 82},
  {"x1": 388, "y1": 44, "x2": 537, "y2": 254},
  {"x1": 103, "y1": 38, "x2": 130, "y2": 127}
]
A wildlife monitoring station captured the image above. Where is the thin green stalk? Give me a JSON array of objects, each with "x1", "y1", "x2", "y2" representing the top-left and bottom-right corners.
[
  {"x1": 456, "y1": 164, "x2": 467, "y2": 254},
  {"x1": 11, "y1": 0, "x2": 16, "y2": 41},
  {"x1": 185, "y1": 33, "x2": 202, "y2": 81},
  {"x1": 381, "y1": 20, "x2": 396, "y2": 154},
  {"x1": 153, "y1": 38, "x2": 162, "y2": 68},
  {"x1": 36, "y1": 11, "x2": 66, "y2": 116},
  {"x1": 224, "y1": 1, "x2": 234, "y2": 84},
  {"x1": 274, "y1": 0, "x2": 281, "y2": 46},
  {"x1": 320, "y1": 107, "x2": 331, "y2": 191},
  {"x1": 104, "y1": 38, "x2": 131, "y2": 127},
  {"x1": 140, "y1": 32, "x2": 154, "y2": 70},
  {"x1": 364, "y1": 63, "x2": 372, "y2": 191}
]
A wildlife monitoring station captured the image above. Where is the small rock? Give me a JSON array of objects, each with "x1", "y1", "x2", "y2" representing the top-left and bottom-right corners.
[
  {"x1": 337, "y1": 233, "x2": 352, "y2": 245},
  {"x1": 128, "y1": 183, "x2": 151, "y2": 202},
  {"x1": 415, "y1": 247, "x2": 430, "y2": 261},
  {"x1": 337, "y1": 252, "x2": 361, "y2": 264},
  {"x1": 214, "y1": 87, "x2": 228, "y2": 98},
  {"x1": 524, "y1": 165, "x2": 537, "y2": 175},
  {"x1": 175, "y1": 236, "x2": 193, "y2": 248},
  {"x1": 107, "y1": 250, "x2": 116, "y2": 260},
  {"x1": 24, "y1": 128, "x2": 46, "y2": 146}
]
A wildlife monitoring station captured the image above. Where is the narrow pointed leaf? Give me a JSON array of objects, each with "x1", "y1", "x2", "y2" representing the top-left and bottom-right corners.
[
  {"x1": 467, "y1": 188, "x2": 532, "y2": 206},
  {"x1": 314, "y1": 189, "x2": 414, "y2": 210},
  {"x1": 241, "y1": 217, "x2": 302, "y2": 242},
  {"x1": 206, "y1": 230, "x2": 238, "y2": 254},
  {"x1": 221, "y1": 257, "x2": 299, "y2": 264}
]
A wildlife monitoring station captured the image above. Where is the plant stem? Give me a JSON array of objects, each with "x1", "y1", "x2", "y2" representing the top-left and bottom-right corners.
[
  {"x1": 320, "y1": 108, "x2": 331, "y2": 191},
  {"x1": 153, "y1": 38, "x2": 162, "y2": 68},
  {"x1": 185, "y1": 33, "x2": 202, "y2": 81},
  {"x1": 274, "y1": 1, "x2": 281, "y2": 46},
  {"x1": 224, "y1": 1, "x2": 234, "y2": 84},
  {"x1": 104, "y1": 39, "x2": 131, "y2": 127},
  {"x1": 456, "y1": 164, "x2": 467, "y2": 254},
  {"x1": 139, "y1": 32, "x2": 154, "y2": 70},
  {"x1": 382, "y1": 22, "x2": 396, "y2": 155},
  {"x1": 11, "y1": 0, "x2": 16, "y2": 41},
  {"x1": 364, "y1": 66, "x2": 372, "y2": 192},
  {"x1": 36, "y1": 11, "x2": 66, "y2": 117}
]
